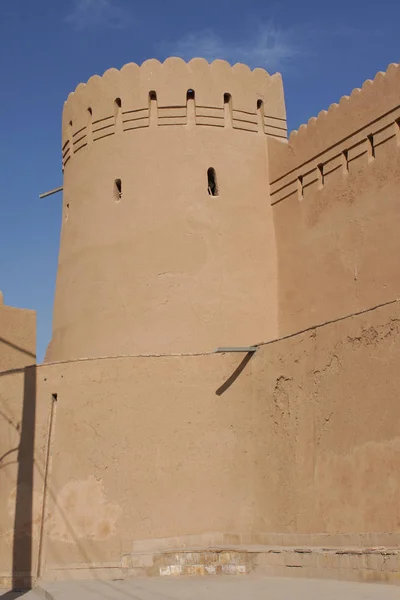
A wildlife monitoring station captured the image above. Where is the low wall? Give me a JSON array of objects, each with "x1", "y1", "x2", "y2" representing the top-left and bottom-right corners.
[
  {"x1": 0, "y1": 297, "x2": 36, "y2": 371},
  {"x1": 1, "y1": 301, "x2": 399, "y2": 585},
  {"x1": 270, "y1": 62, "x2": 400, "y2": 338},
  {"x1": 273, "y1": 120, "x2": 400, "y2": 337}
]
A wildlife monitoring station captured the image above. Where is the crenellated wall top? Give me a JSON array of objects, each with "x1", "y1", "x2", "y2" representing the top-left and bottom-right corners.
[
  {"x1": 269, "y1": 62, "x2": 400, "y2": 182},
  {"x1": 62, "y1": 57, "x2": 286, "y2": 147}
]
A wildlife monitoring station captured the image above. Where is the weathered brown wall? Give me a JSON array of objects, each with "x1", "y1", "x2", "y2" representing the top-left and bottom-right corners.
[
  {"x1": 2, "y1": 300, "x2": 394, "y2": 581},
  {"x1": 251, "y1": 300, "x2": 400, "y2": 535},
  {"x1": 271, "y1": 63, "x2": 400, "y2": 336},
  {"x1": 0, "y1": 294, "x2": 36, "y2": 371}
]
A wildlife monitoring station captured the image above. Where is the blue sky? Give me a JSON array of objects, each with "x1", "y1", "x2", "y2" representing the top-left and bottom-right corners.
[{"x1": 0, "y1": 0, "x2": 398, "y2": 362}]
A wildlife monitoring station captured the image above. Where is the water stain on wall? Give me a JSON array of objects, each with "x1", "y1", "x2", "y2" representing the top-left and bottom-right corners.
[{"x1": 46, "y1": 476, "x2": 121, "y2": 543}]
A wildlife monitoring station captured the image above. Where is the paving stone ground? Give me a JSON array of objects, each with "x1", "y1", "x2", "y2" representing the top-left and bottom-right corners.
[{"x1": 2, "y1": 576, "x2": 400, "y2": 599}]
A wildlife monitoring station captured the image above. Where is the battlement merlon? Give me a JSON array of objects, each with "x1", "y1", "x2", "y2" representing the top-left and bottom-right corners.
[
  {"x1": 268, "y1": 62, "x2": 400, "y2": 186},
  {"x1": 61, "y1": 57, "x2": 287, "y2": 164}
]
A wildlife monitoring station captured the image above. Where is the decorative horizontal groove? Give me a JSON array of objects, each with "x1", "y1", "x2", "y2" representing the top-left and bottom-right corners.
[
  {"x1": 93, "y1": 131, "x2": 115, "y2": 141},
  {"x1": 158, "y1": 115, "x2": 186, "y2": 120},
  {"x1": 233, "y1": 114, "x2": 258, "y2": 125},
  {"x1": 266, "y1": 131, "x2": 287, "y2": 139},
  {"x1": 158, "y1": 122, "x2": 186, "y2": 127},
  {"x1": 62, "y1": 139, "x2": 70, "y2": 151},
  {"x1": 93, "y1": 122, "x2": 114, "y2": 134},
  {"x1": 63, "y1": 155, "x2": 71, "y2": 166},
  {"x1": 159, "y1": 107, "x2": 186, "y2": 117},
  {"x1": 265, "y1": 114, "x2": 287, "y2": 122},
  {"x1": 74, "y1": 142, "x2": 87, "y2": 154},
  {"x1": 264, "y1": 122, "x2": 288, "y2": 132},
  {"x1": 73, "y1": 134, "x2": 86, "y2": 146},
  {"x1": 73, "y1": 125, "x2": 86, "y2": 138},
  {"x1": 272, "y1": 177, "x2": 297, "y2": 196},
  {"x1": 272, "y1": 188, "x2": 298, "y2": 205},
  {"x1": 323, "y1": 155, "x2": 342, "y2": 174},
  {"x1": 196, "y1": 114, "x2": 224, "y2": 121},
  {"x1": 196, "y1": 109, "x2": 224, "y2": 119},
  {"x1": 196, "y1": 104, "x2": 222, "y2": 109},
  {"x1": 233, "y1": 108, "x2": 257, "y2": 116},
  {"x1": 123, "y1": 123, "x2": 149, "y2": 131},
  {"x1": 197, "y1": 121, "x2": 225, "y2": 128},
  {"x1": 375, "y1": 132, "x2": 396, "y2": 148},
  {"x1": 122, "y1": 115, "x2": 149, "y2": 123},
  {"x1": 122, "y1": 108, "x2": 149, "y2": 115},
  {"x1": 62, "y1": 147, "x2": 70, "y2": 159},
  {"x1": 324, "y1": 163, "x2": 342, "y2": 176},
  {"x1": 233, "y1": 124, "x2": 258, "y2": 133},
  {"x1": 92, "y1": 115, "x2": 114, "y2": 125}
]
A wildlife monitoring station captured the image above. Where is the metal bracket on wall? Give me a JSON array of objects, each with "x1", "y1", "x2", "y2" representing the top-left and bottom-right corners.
[{"x1": 39, "y1": 186, "x2": 63, "y2": 199}]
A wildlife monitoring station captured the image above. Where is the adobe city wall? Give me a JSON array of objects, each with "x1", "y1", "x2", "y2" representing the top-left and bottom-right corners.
[
  {"x1": 2, "y1": 300, "x2": 400, "y2": 585},
  {"x1": 0, "y1": 293, "x2": 36, "y2": 372},
  {"x1": 270, "y1": 62, "x2": 400, "y2": 336}
]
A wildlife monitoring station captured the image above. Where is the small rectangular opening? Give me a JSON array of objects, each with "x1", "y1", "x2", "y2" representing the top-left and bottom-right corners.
[
  {"x1": 298, "y1": 175, "x2": 303, "y2": 201},
  {"x1": 207, "y1": 168, "x2": 218, "y2": 196},
  {"x1": 114, "y1": 178, "x2": 122, "y2": 201},
  {"x1": 317, "y1": 163, "x2": 324, "y2": 187},
  {"x1": 367, "y1": 134, "x2": 375, "y2": 159},
  {"x1": 52, "y1": 393, "x2": 58, "y2": 402},
  {"x1": 343, "y1": 149, "x2": 349, "y2": 172}
]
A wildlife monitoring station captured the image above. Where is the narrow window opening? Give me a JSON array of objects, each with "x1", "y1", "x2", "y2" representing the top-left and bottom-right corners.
[
  {"x1": 52, "y1": 393, "x2": 58, "y2": 402},
  {"x1": 257, "y1": 99, "x2": 264, "y2": 133},
  {"x1": 88, "y1": 107, "x2": 92, "y2": 116},
  {"x1": 317, "y1": 163, "x2": 324, "y2": 186},
  {"x1": 115, "y1": 97, "x2": 122, "y2": 108},
  {"x1": 343, "y1": 149, "x2": 349, "y2": 172},
  {"x1": 223, "y1": 93, "x2": 232, "y2": 128},
  {"x1": 149, "y1": 91, "x2": 158, "y2": 126},
  {"x1": 367, "y1": 134, "x2": 375, "y2": 159},
  {"x1": 114, "y1": 178, "x2": 122, "y2": 201},
  {"x1": 65, "y1": 203, "x2": 69, "y2": 221},
  {"x1": 207, "y1": 168, "x2": 218, "y2": 196},
  {"x1": 69, "y1": 120, "x2": 73, "y2": 127},
  {"x1": 298, "y1": 175, "x2": 303, "y2": 201},
  {"x1": 186, "y1": 89, "x2": 195, "y2": 126}
]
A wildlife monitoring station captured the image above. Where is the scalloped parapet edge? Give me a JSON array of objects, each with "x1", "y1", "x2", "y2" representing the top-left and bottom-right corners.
[
  {"x1": 269, "y1": 62, "x2": 400, "y2": 184},
  {"x1": 61, "y1": 57, "x2": 287, "y2": 168}
]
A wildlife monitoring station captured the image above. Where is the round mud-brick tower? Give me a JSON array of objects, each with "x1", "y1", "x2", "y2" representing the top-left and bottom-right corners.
[{"x1": 47, "y1": 58, "x2": 287, "y2": 362}]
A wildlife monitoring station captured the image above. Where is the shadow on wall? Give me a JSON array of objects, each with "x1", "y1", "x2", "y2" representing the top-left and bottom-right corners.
[
  {"x1": 13, "y1": 366, "x2": 36, "y2": 592},
  {"x1": 0, "y1": 365, "x2": 36, "y2": 594},
  {"x1": 0, "y1": 336, "x2": 36, "y2": 361},
  {"x1": 216, "y1": 352, "x2": 254, "y2": 396}
]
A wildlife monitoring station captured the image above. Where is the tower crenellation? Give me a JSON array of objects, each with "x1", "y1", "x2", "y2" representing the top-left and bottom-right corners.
[{"x1": 62, "y1": 58, "x2": 287, "y2": 169}]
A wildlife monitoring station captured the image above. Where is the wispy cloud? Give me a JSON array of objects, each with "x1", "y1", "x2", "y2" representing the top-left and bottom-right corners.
[
  {"x1": 168, "y1": 21, "x2": 302, "y2": 72},
  {"x1": 66, "y1": 0, "x2": 130, "y2": 31}
]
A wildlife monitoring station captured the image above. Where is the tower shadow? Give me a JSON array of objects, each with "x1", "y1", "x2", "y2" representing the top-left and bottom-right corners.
[{"x1": 11, "y1": 365, "x2": 36, "y2": 593}]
